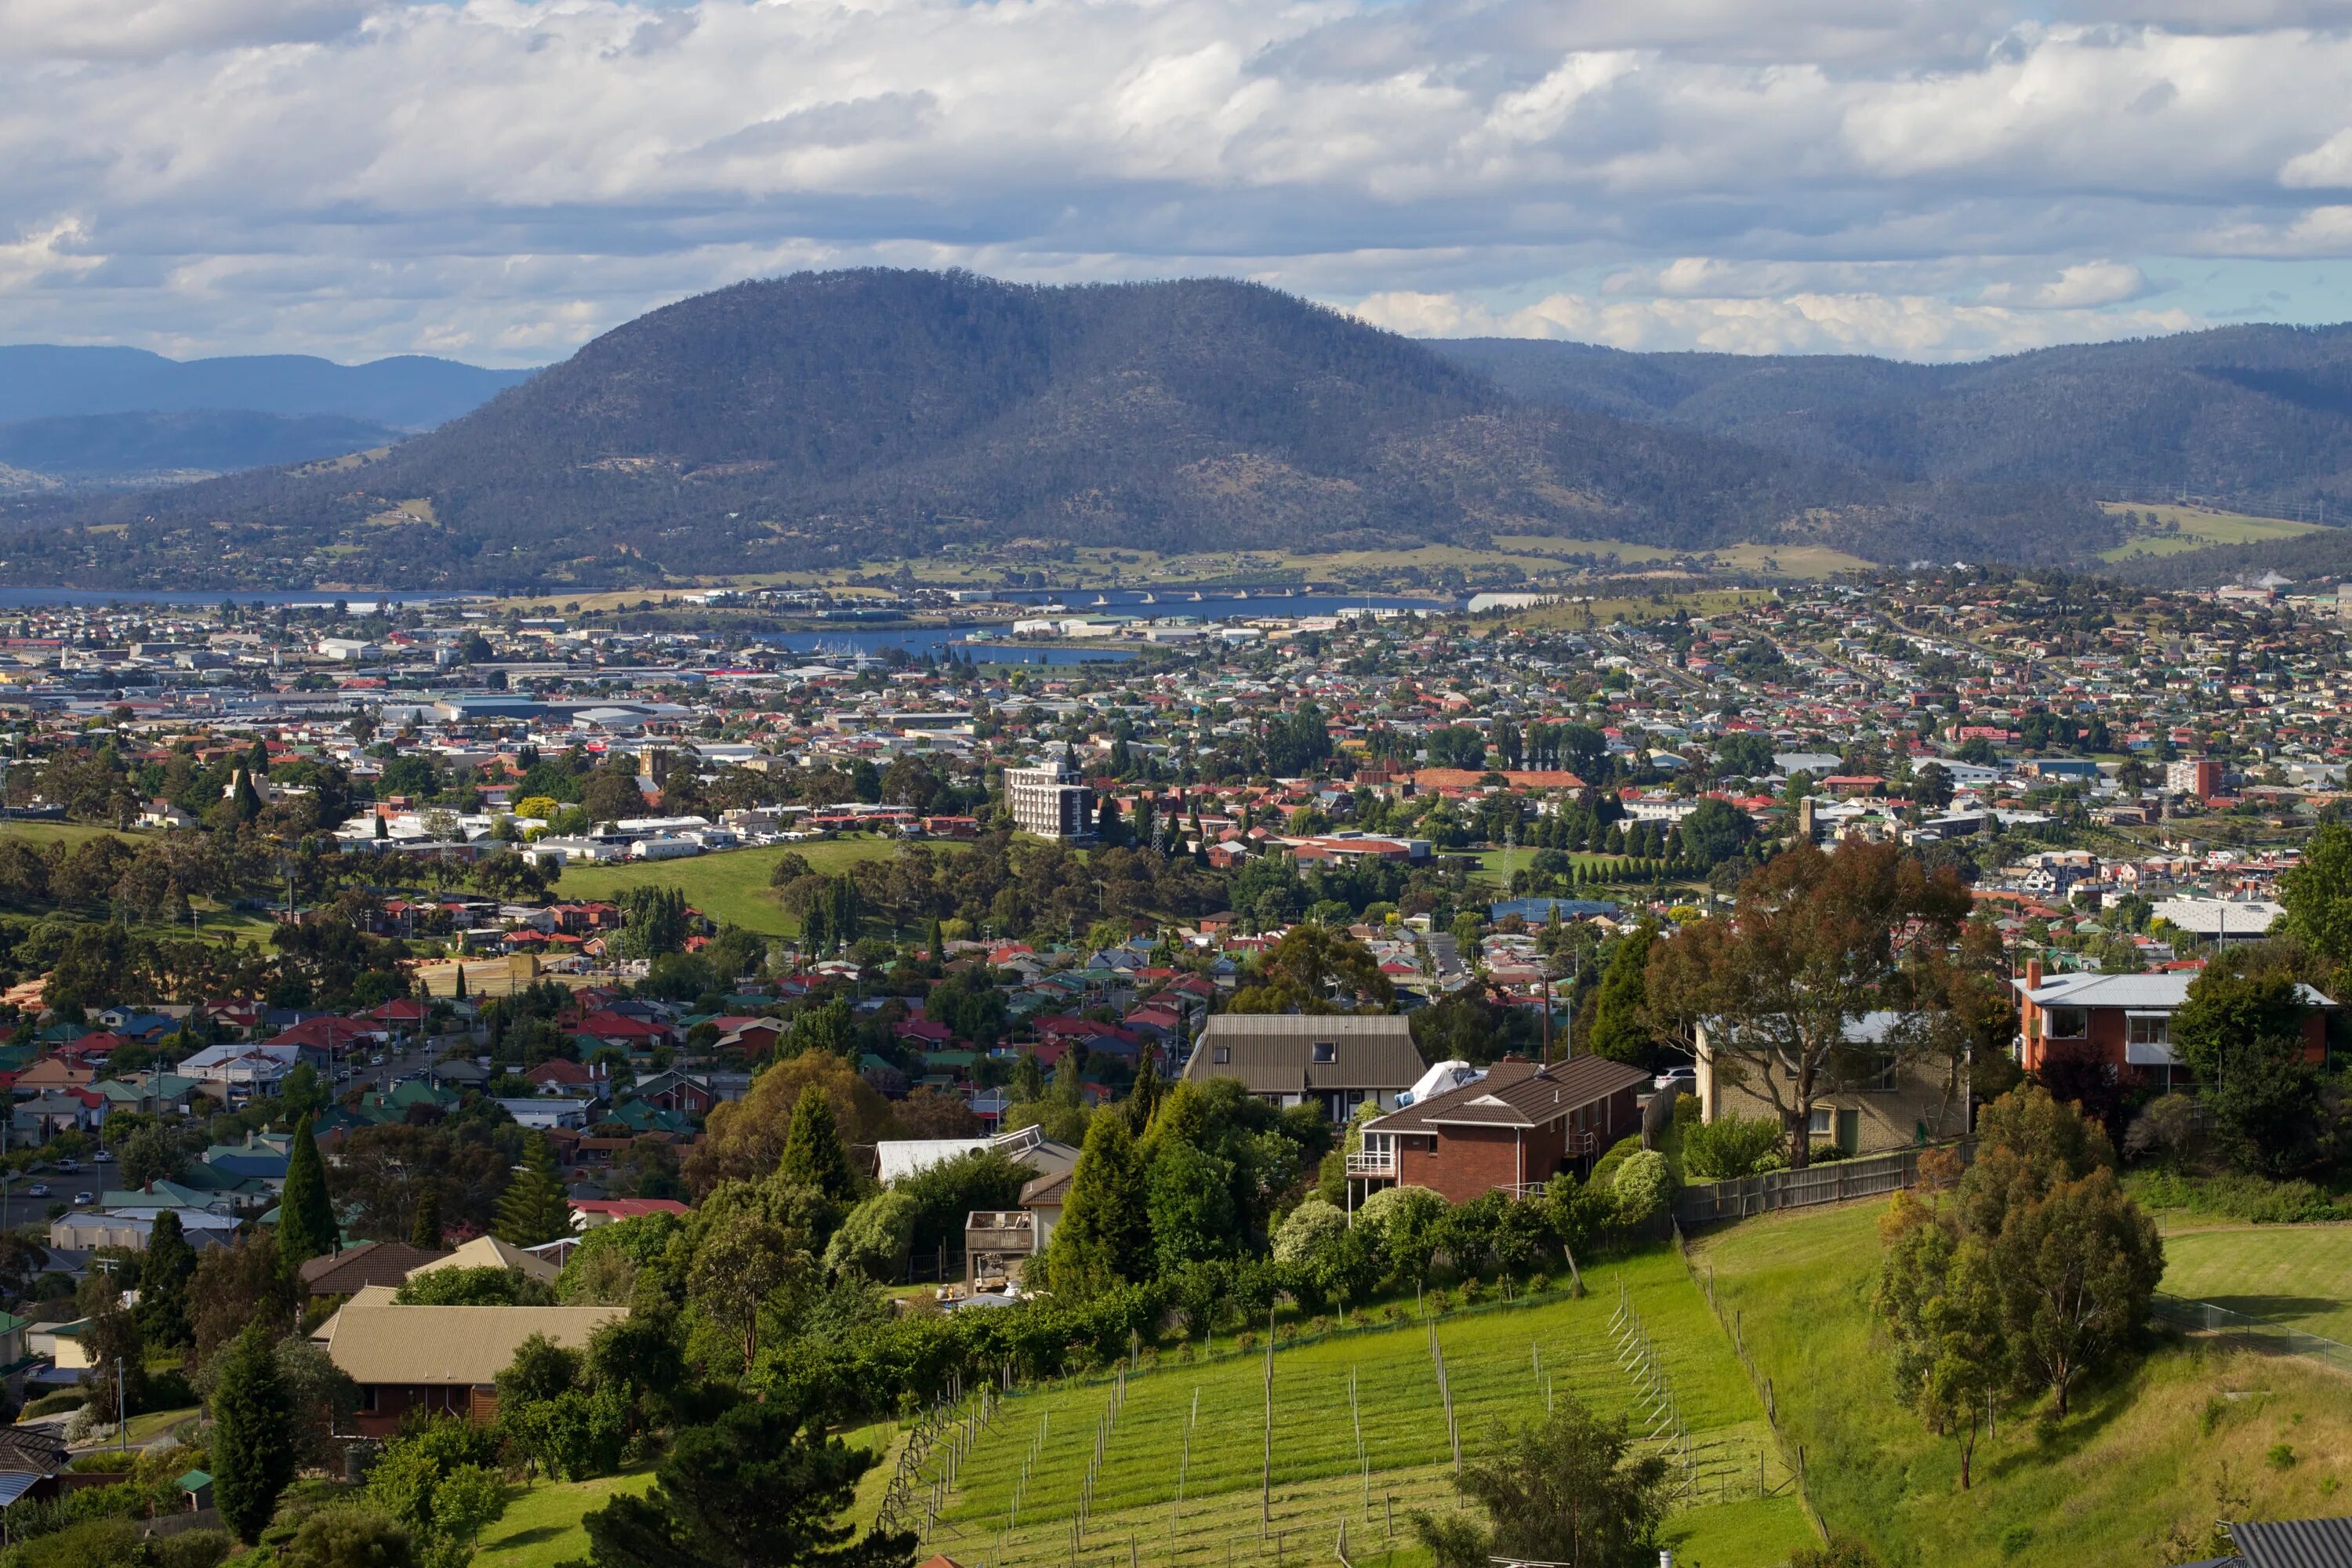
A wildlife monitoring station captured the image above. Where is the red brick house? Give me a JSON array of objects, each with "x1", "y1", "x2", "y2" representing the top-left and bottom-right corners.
[
  {"x1": 2013, "y1": 958, "x2": 2332, "y2": 1086},
  {"x1": 1351, "y1": 1054, "x2": 1650, "y2": 1204},
  {"x1": 310, "y1": 1288, "x2": 629, "y2": 1438}
]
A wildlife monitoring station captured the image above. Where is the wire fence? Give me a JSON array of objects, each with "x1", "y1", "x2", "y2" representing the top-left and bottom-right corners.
[{"x1": 2151, "y1": 1293, "x2": 2352, "y2": 1374}]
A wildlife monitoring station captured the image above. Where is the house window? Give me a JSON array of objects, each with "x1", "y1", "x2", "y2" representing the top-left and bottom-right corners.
[
  {"x1": 1808, "y1": 1106, "x2": 1832, "y2": 1137},
  {"x1": 1213, "y1": 1047, "x2": 1231, "y2": 1065},
  {"x1": 2128, "y1": 1015, "x2": 2170, "y2": 1047},
  {"x1": 2043, "y1": 1008, "x2": 2089, "y2": 1040},
  {"x1": 1312, "y1": 1042, "x2": 1338, "y2": 1064}
]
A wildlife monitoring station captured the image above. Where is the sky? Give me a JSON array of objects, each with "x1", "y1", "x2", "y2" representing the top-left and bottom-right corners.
[{"x1": 10, "y1": 0, "x2": 2352, "y2": 366}]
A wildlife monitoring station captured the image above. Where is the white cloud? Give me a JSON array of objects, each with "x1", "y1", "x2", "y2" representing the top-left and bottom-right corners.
[
  {"x1": 1350, "y1": 285, "x2": 2198, "y2": 358},
  {"x1": 0, "y1": 218, "x2": 103, "y2": 293},
  {"x1": 0, "y1": 1, "x2": 2349, "y2": 359}
]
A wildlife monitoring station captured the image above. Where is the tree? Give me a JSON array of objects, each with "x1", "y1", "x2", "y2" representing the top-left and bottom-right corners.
[
  {"x1": 1877, "y1": 1189, "x2": 2005, "y2": 1487},
  {"x1": 1988, "y1": 1163, "x2": 2161, "y2": 1415},
  {"x1": 1675, "y1": 797, "x2": 1751, "y2": 869},
  {"x1": 686, "y1": 1051, "x2": 894, "y2": 1197},
  {"x1": 618, "y1": 885, "x2": 691, "y2": 960},
  {"x1": 579, "y1": 1396, "x2": 914, "y2": 1568},
  {"x1": 1645, "y1": 840, "x2": 1970, "y2": 1167},
  {"x1": 2279, "y1": 820, "x2": 2352, "y2": 978},
  {"x1": 2171, "y1": 961, "x2": 2319, "y2": 1174},
  {"x1": 278, "y1": 1115, "x2": 339, "y2": 1275},
  {"x1": 189, "y1": 1230, "x2": 299, "y2": 1366},
  {"x1": 136, "y1": 1208, "x2": 196, "y2": 1348},
  {"x1": 778, "y1": 1085, "x2": 856, "y2": 1203},
  {"x1": 823, "y1": 1189, "x2": 919, "y2": 1281},
  {"x1": 1584, "y1": 924, "x2": 1656, "y2": 1065},
  {"x1": 1412, "y1": 1396, "x2": 1670, "y2": 1568},
  {"x1": 80, "y1": 1287, "x2": 147, "y2": 1427},
  {"x1": 690, "y1": 1216, "x2": 803, "y2": 1372},
  {"x1": 285, "y1": 1508, "x2": 418, "y2": 1568},
  {"x1": 411, "y1": 1186, "x2": 444, "y2": 1250},
  {"x1": 1226, "y1": 924, "x2": 1393, "y2": 1014},
  {"x1": 212, "y1": 1321, "x2": 297, "y2": 1543},
  {"x1": 1039, "y1": 1112, "x2": 1151, "y2": 1298},
  {"x1": 496, "y1": 1135, "x2": 572, "y2": 1247}
]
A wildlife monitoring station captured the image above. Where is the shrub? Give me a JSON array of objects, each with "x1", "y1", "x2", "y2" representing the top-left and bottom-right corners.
[
  {"x1": 1682, "y1": 1112, "x2": 1783, "y2": 1180},
  {"x1": 1589, "y1": 1135, "x2": 1643, "y2": 1189},
  {"x1": 1610, "y1": 1150, "x2": 1676, "y2": 1223}
]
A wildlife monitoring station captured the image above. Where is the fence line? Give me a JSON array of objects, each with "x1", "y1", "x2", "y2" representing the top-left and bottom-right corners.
[
  {"x1": 2151, "y1": 1292, "x2": 2352, "y2": 1376},
  {"x1": 1671, "y1": 1221, "x2": 1826, "y2": 1546},
  {"x1": 1673, "y1": 1142, "x2": 1972, "y2": 1229}
]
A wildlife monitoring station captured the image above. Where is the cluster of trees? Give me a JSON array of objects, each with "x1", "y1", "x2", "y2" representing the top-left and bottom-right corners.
[{"x1": 1877, "y1": 1089, "x2": 2163, "y2": 1486}]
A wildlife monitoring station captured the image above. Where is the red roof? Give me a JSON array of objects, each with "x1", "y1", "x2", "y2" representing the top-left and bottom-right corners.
[{"x1": 568, "y1": 1199, "x2": 691, "y2": 1220}]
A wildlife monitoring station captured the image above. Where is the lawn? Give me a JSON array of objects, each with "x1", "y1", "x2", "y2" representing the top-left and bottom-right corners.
[
  {"x1": 2097, "y1": 501, "x2": 2324, "y2": 561},
  {"x1": 1693, "y1": 1200, "x2": 2352, "y2": 1567},
  {"x1": 933, "y1": 1248, "x2": 1814, "y2": 1568},
  {"x1": 554, "y1": 836, "x2": 917, "y2": 936},
  {"x1": 475, "y1": 1471, "x2": 654, "y2": 1568},
  {"x1": 2159, "y1": 1225, "x2": 2352, "y2": 1343},
  {"x1": 0, "y1": 821, "x2": 140, "y2": 849}
]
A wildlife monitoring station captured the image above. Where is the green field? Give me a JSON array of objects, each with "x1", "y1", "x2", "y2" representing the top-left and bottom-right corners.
[
  {"x1": 1694, "y1": 1200, "x2": 2352, "y2": 1566},
  {"x1": 2159, "y1": 1225, "x2": 2352, "y2": 1343},
  {"x1": 2098, "y1": 502, "x2": 2324, "y2": 561},
  {"x1": 920, "y1": 1249, "x2": 1814, "y2": 1568},
  {"x1": 554, "y1": 836, "x2": 913, "y2": 935},
  {"x1": 475, "y1": 1471, "x2": 655, "y2": 1568},
  {"x1": 0, "y1": 821, "x2": 140, "y2": 850}
]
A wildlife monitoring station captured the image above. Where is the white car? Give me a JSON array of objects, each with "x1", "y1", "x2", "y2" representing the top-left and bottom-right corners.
[
  {"x1": 1653, "y1": 1067, "x2": 1697, "y2": 1094},
  {"x1": 25, "y1": 1184, "x2": 49, "y2": 1198},
  {"x1": 72, "y1": 1192, "x2": 93, "y2": 1207}
]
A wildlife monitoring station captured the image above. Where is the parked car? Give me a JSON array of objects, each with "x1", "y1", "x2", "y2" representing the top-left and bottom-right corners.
[
  {"x1": 72, "y1": 1192, "x2": 93, "y2": 1207},
  {"x1": 1653, "y1": 1067, "x2": 1697, "y2": 1094},
  {"x1": 91, "y1": 1151, "x2": 112, "y2": 1163}
]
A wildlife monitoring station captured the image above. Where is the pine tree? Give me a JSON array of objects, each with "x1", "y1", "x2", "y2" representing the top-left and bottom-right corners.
[
  {"x1": 1127, "y1": 1050, "x2": 1164, "y2": 1134},
  {"x1": 212, "y1": 1323, "x2": 295, "y2": 1544},
  {"x1": 495, "y1": 1134, "x2": 571, "y2": 1247},
  {"x1": 925, "y1": 916, "x2": 945, "y2": 975},
  {"x1": 136, "y1": 1208, "x2": 196, "y2": 1348},
  {"x1": 275, "y1": 1116, "x2": 338, "y2": 1275},
  {"x1": 452, "y1": 962, "x2": 467, "y2": 1000},
  {"x1": 410, "y1": 1185, "x2": 443, "y2": 1250},
  {"x1": 778, "y1": 1086, "x2": 854, "y2": 1201}
]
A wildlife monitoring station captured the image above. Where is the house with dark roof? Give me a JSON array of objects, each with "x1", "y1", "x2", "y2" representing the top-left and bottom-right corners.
[
  {"x1": 298, "y1": 1241, "x2": 452, "y2": 1305},
  {"x1": 1181, "y1": 1014, "x2": 1426, "y2": 1122},
  {"x1": 1353, "y1": 1054, "x2": 1650, "y2": 1204}
]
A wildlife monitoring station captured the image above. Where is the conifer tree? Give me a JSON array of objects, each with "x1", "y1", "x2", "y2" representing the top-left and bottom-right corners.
[
  {"x1": 495, "y1": 1134, "x2": 572, "y2": 1247},
  {"x1": 276, "y1": 1116, "x2": 339, "y2": 1275},
  {"x1": 779, "y1": 1086, "x2": 855, "y2": 1202},
  {"x1": 1040, "y1": 1112, "x2": 1151, "y2": 1298},
  {"x1": 136, "y1": 1208, "x2": 196, "y2": 1348},
  {"x1": 212, "y1": 1323, "x2": 295, "y2": 1544},
  {"x1": 410, "y1": 1185, "x2": 443, "y2": 1250}
]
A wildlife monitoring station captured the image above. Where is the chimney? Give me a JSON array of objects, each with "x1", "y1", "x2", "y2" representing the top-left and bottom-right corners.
[{"x1": 2024, "y1": 957, "x2": 2043, "y2": 990}]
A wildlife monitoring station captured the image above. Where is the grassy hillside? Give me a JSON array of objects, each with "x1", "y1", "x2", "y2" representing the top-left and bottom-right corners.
[
  {"x1": 554, "y1": 836, "x2": 913, "y2": 935},
  {"x1": 1693, "y1": 1201, "x2": 2352, "y2": 1567},
  {"x1": 2159, "y1": 1225, "x2": 2352, "y2": 1342},
  {"x1": 475, "y1": 1472, "x2": 654, "y2": 1568},
  {"x1": 2096, "y1": 501, "x2": 2323, "y2": 561},
  {"x1": 926, "y1": 1249, "x2": 1814, "y2": 1568}
]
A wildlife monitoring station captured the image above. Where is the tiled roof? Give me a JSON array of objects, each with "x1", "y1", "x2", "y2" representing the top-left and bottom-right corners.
[{"x1": 1367, "y1": 1055, "x2": 1650, "y2": 1133}]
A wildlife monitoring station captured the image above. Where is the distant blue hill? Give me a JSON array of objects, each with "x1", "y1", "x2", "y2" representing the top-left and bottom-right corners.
[{"x1": 0, "y1": 345, "x2": 535, "y2": 430}]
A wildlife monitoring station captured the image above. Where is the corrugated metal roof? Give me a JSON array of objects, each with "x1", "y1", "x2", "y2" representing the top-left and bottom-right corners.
[
  {"x1": 0, "y1": 1473, "x2": 40, "y2": 1508},
  {"x1": 2231, "y1": 1515, "x2": 2352, "y2": 1568}
]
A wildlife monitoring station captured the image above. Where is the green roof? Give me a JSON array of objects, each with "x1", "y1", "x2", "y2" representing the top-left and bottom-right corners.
[{"x1": 177, "y1": 1470, "x2": 210, "y2": 1491}]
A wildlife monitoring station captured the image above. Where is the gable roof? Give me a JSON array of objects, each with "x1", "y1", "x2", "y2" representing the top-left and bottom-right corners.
[
  {"x1": 310, "y1": 1287, "x2": 627, "y2": 1386},
  {"x1": 1184, "y1": 1014, "x2": 1425, "y2": 1094},
  {"x1": 299, "y1": 1240, "x2": 452, "y2": 1297},
  {"x1": 1366, "y1": 1055, "x2": 1650, "y2": 1134}
]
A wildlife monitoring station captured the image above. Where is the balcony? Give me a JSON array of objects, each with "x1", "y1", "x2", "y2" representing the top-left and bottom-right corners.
[{"x1": 1345, "y1": 1149, "x2": 1396, "y2": 1178}]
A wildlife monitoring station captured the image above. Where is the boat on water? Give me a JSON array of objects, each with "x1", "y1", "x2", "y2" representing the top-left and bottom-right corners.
[
  {"x1": 1040, "y1": 601, "x2": 1069, "y2": 613},
  {"x1": 1188, "y1": 590, "x2": 1203, "y2": 603},
  {"x1": 1091, "y1": 594, "x2": 1109, "y2": 607},
  {"x1": 1138, "y1": 592, "x2": 1156, "y2": 604}
]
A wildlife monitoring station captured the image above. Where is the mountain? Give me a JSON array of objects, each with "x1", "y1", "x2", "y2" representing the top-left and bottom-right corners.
[
  {"x1": 0, "y1": 410, "x2": 408, "y2": 491},
  {"x1": 13, "y1": 270, "x2": 2094, "y2": 590},
  {"x1": 0, "y1": 347, "x2": 533, "y2": 430},
  {"x1": 1434, "y1": 327, "x2": 2352, "y2": 510}
]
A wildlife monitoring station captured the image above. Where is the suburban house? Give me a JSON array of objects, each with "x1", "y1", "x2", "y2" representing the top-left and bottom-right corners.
[
  {"x1": 310, "y1": 1287, "x2": 629, "y2": 1436},
  {"x1": 1352, "y1": 1054, "x2": 1651, "y2": 1204},
  {"x1": 298, "y1": 1241, "x2": 452, "y2": 1306},
  {"x1": 874, "y1": 1123, "x2": 1080, "y2": 1189},
  {"x1": 408, "y1": 1234, "x2": 563, "y2": 1287},
  {"x1": 2013, "y1": 958, "x2": 2334, "y2": 1086},
  {"x1": 1182, "y1": 1014, "x2": 1427, "y2": 1122},
  {"x1": 1695, "y1": 1011, "x2": 1969, "y2": 1157}
]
